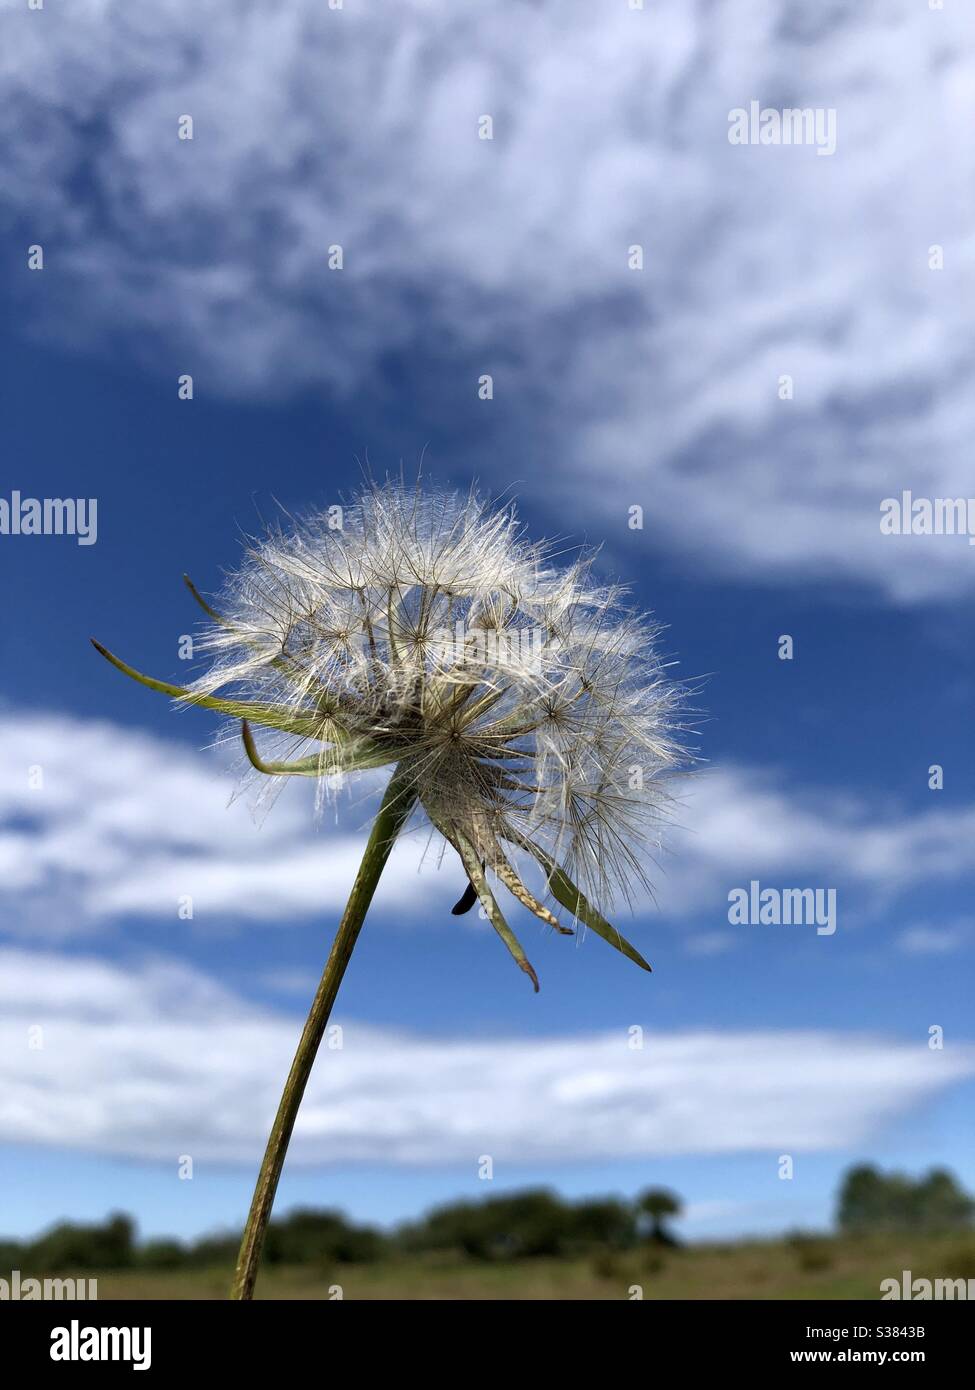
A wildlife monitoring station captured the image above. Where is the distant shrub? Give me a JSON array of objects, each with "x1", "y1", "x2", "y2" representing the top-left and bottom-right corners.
[
  {"x1": 139, "y1": 1240, "x2": 187, "y2": 1270},
  {"x1": 837, "y1": 1165, "x2": 974, "y2": 1236},
  {"x1": 636, "y1": 1188, "x2": 683, "y2": 1247},
  {"x1": 262, "y1": 1208, "x2": 385, "y2": 1265},
  {"x1": 402, "y1": 1189, "x2": 568, "y2": 1260},
  {"x1": 565, "y1": 1199, "x2": 637, "y2": 1252},
  {"x1": 27, "y1": 1214, "x2": 135, "y2": 1272}
]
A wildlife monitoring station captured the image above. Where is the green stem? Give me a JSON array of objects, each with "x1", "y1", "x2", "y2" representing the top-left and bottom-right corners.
[{"x1": 229, "y1": 762, "x2": 416, "y2": 1300}]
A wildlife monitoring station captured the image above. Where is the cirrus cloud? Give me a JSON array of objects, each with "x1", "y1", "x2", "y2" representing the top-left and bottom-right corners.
[{"x1": 1, "y1": 0, "x2": 973, "y2": 598}]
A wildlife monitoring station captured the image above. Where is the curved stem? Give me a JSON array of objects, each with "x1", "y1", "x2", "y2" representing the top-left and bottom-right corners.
[{"x1": 230, "y1": 762, "x2": 416, "y2": 1300}]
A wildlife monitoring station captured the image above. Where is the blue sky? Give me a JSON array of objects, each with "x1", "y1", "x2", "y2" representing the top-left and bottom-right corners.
[{"x1": 0, "y1": 0, "x2": 973, "y2": 1246}]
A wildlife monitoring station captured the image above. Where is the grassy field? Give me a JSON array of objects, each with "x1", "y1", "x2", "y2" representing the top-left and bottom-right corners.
[{"x1": 83, "y1": 1232, "x2": 975, "y2": 1300}]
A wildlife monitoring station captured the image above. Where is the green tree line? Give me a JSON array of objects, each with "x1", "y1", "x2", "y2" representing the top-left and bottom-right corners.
[{"x1": 0, "y1": 1166, "x2": 969, "y2": 1272}]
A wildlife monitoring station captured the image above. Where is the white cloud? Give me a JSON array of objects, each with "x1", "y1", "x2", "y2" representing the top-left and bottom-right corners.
[
  {"x1": 1, "y1": 946, "x2": 969, "y2": 1165},
  {"x1": 2, "y1": 1, "x2": 973, "y2": 597},
  {"x1": 2, "y1": 711, "x2": 972, "y2": 937},
  {"x1": 0, "y1": 708, "x2": 446, "y2": 934},
  {"x1": 657, "y1": 766, "x2": 975, "y2": 920},
  {"x1": 896, "y1": 921, "x2": 973, "y2": 956},
  {"x1": 683, "y1": 932, "x2": 737, "y2": 958}
]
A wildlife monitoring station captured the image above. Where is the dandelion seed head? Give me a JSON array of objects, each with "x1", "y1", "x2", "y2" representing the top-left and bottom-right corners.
[{"x1": 190, "y1": 482, "x2": 689, "y2": 914}]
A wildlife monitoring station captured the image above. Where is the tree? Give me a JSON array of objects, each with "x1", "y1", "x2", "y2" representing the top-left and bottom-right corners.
[
  {"x1": 637, "y1": 1189, "x2": 683, "y2": 1247},
  {"x1": 403, "y1": 1189, "x2": 568, "y2": 1260},
  {"x1": 28, "y1": 1213, "x2": 135, "y2": 1271},
  {"x1": 837, "y1": 1164, "x2": 974, "y2": 1235},
  {"x1": 566, "y1": 1198, "x2": 637, "y2": 1251},
  {"x1": 836, "y1": 1164, "x2": 892, "y2": 1234},
  {"x1": 911, "y1": 1169, "x2": 975, "y2": 1232},
  {"x1": 263, "y1": 1208, "x2": 385, "y2": 1265},
  {"x1": 140, "y1": 1239, "x2": 187, "y2": 1270}
]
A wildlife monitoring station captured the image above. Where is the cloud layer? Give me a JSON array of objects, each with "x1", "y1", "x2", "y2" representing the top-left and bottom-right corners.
[
  {"x1": 2, "y1": 1, "x2": 973, "y2": 597},
  {"x1": 2, "y1": 945, "x2": 969, "y2": 1165},
  {"x1": 2, "y1": 710, "x2": 972, "y2": 937},
  {"x1": 0, "y1": 709, "x2": 441, "y2": 933}
]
